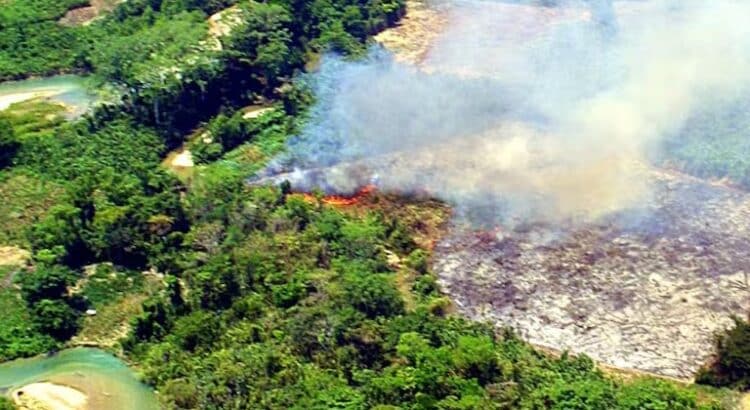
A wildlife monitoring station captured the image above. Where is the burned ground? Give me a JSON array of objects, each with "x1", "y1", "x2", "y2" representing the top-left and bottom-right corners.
[{"x1": 435, "y1": 166, "x2": 750, "y2": 379}]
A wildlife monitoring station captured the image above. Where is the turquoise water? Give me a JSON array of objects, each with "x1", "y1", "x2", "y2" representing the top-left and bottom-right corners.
[
  {"x1": 0, "y1": 348, "x2": 159, "y2": 409},
  {"x1": 0, "y1": 75, "x2": 96, "y2": 116}
]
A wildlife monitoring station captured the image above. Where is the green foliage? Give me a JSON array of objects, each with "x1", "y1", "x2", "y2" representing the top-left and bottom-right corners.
[
  {"x1": 0, "y1": 396, "x2": 16, "y2": 410},
  {"x1": 0, "y1": 172, "x2": 65, "y2": 247},
  {"x1": 119, "y1": 185, "x2": 720, "y2": 409},
  {"x1": 19, "y1": 264, "x2": 76, "y2": 304},
  {"x1": 0, "y1": 289, "x2": 57, "y2": 361},
  {"x1": 0, "y1": 117, "x2": 18, "y2": 167},
  {"x1": 91, "y1": 11, "x2": 212, "y2": 86},
  {"x1": 0, "y1": 17, "x2": 83, "y2": 79},
  {"x1": 10, "y1": 116, "x2": 186, "y2": 268},
  {"x1": 617, "y1": 379, "x2": 699, "y2": 410},
  {"x1": 30, "y1": 298, "x2": 81, "y2": 340},
  {"x1": 0, "y1": 0, "x2": 87, "y2": 25},
  {"x1": 18, "y1": 264, "x2": 82, "y2": 341},
  {"x1": 697, "y1": 316, "x2": 750, "y2": 390},
  {"x1": 664, "y1": 100, "x2": 750, "y2": 188},
  {"x1": 80, "y1": 264, "x2": 146, "y2": 307},
  {"x1": 225, "y1": 2, "x2": 296, "y2": 89},
  {"x1": 2, "y1": 100, "x2": 66, "y2": 138},
  {"x1": 342, "y1": 269, "x2": 404, "y2": 318},
  {"x1": 191, "y1": 107, "x2": 285, "y2": 164}
]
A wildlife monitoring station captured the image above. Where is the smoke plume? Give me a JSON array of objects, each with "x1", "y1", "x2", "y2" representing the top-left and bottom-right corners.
[{"x1": 266, "y1": 0, "x2": 750, "y2": 225}]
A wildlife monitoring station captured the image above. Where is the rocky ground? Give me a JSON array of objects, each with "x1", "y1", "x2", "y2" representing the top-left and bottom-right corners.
[{"x1": 434, "y1": 165, "x2": 750, "y2": 379}]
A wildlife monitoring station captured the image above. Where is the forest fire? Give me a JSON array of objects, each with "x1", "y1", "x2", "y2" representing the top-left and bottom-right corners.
[
  {"x1": 250, "y1": 0, "x2": 750, "y2": 381},
  {"x1": 299, "y1": 184, "x2": 377, "y2": 206}
]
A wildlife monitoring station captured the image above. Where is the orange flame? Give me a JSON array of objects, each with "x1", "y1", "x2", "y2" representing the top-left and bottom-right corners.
[{"x1": 300, "y1": 184, "x2": 377, "y2": 206}]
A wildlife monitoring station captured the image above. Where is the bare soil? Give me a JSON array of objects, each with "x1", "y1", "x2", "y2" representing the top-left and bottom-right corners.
[{"x1": 58, "y1": 0, "x2": 120, "y2": 26}]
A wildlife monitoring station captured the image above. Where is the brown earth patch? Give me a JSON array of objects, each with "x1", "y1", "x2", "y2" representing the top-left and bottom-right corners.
[
  {"x1": 374, "y1": 0, "x2": 448, "y2": 65},
  {"x1": 59, "y1": 0, "x2": 120, "y2": 26}
]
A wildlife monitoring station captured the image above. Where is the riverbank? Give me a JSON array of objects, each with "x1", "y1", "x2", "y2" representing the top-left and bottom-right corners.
[
  {"x1": 12, "y1": 382, "x2": 87, "y2": 410},
  {"x1": 0, "y1": 75, "x2": 96, "y2": 116},
  {"x1": 0, "y1": 348, "x2": 159, "y2": 410}
]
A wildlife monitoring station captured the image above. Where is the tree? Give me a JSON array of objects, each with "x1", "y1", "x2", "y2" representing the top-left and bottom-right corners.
[
  {"x1": 697, "y1": 315, "x2": 750, "y2": 389},
  {"x1": 0, "y1": 396, "x2": 16, "y2": 410},
  {"x1": 0, "y1": 117, "x2": 18, "y2": 168},
  {"x1": 19, "y1": 265, "x2": 75, "y2": 304},
  {"x1": 451, "y1": 335, "x2": 500, "y2": 384},
  {"x1": 342, "y1": 270, "x2": 404, "y2": 319},
  {"x1": 224, "y1": 2, "x2": 295, "y2": 90},
  {"x1": 171, "y1": 311, "x2": 221, "y2": 352},
  {"x1": 31, "y1": 299, "x2": 80, "y2": 340},
  {"x1": 27, "y1": 204, "x2": 84, "y2": 265},
  {"x1": 616, "y1": 380, "x2": 697, "y2": 410},
  {"x1": 130, "y1": 297, "x2": 174, "y2": 343}
]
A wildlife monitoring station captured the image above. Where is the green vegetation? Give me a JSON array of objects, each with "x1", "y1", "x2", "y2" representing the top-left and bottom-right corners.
[
  {"x1": 665, "y1": 101, "x2": 750, "y2": 187},
  {"x1": 0, "y1": 0, "x2": 406, "y2": 364},
  {"x1": 122, "y1": 185, "x2": 724, "y2": 409},
  {"x1": 0, "y1": 396, "x2": 15, "y2": 410},
  {"x1": 0, "y1": 0, "x2": 87, "y2": 78},
  {"x1": 697, "y1": 316, "x2": 750, "y2": 390},
  {"x1": 0, "y1": 0, "x2": 739, "y2": 409},
  {"x1": 0, "y1": 288, "x2": 56, "y2": 361}
]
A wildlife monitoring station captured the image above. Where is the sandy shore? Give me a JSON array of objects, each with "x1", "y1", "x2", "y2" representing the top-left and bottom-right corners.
[
  {"x1": 0, "y1": 91, "x2": 57, "y2": 110},
  {"x1": 12, "y1": 382, "x2": 88, "y2": 410}
]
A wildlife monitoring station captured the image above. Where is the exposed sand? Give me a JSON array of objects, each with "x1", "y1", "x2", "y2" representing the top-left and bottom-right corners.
[
  {"x1": 58, "y1": 0, "x2": 121, "y2": 26},
  {"x1": 0, "y1": 245, "x2": 30, "y2": 267},
  {"x1": 207, "y1": 6, "x2": 242, "y2": 50},
  {"x1": 0, "y1": 91, "x2": 57, "y2": 111},
  {"x1": 242, "y1": 106, "x2": 274, "y2": 120},
  {"x1": 12, "y1": 382, "x2": 87, "y2": 410},
  {"x1": 171, "y1": 150, "x2": 194, "y2": 168}
]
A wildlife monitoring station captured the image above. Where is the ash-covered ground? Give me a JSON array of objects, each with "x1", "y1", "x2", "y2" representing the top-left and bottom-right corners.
[{"x1": 434, "y1": 166, "x2": 750, "y2": 379}]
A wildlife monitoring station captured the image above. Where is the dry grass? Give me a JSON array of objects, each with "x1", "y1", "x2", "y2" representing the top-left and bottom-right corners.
[{"x1": 0, "y1": 245, "x2": 30, "y2": 268}]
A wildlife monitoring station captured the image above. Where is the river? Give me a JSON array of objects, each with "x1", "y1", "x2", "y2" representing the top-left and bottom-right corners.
[
  {"x1": 0, "y1": 75, "x2": 96, "y2": 117},
  {"x1": 0, "y1": 348, "x2": 159, "y2": 409}
]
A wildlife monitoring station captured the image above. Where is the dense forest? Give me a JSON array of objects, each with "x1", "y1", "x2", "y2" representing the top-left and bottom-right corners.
[{"x1": 0, "y1": 0, "x2": 748, "y2": 409}]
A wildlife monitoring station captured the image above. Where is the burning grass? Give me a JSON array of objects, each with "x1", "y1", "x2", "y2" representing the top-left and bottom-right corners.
[
  {"x1": 297, "y1": 184, "x2": 377, "y2": 207},
  {"x1": 252, "y1": 0, "x2": 750, "y2": 386},
  {"x1": 290, "y1": 185, "x2": 450, "y2": 250}
]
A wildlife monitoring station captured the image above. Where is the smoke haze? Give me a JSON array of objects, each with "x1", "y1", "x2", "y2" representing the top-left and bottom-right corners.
[{"x1": 269, "y1": 0, "x2": 750, "y2": 225}]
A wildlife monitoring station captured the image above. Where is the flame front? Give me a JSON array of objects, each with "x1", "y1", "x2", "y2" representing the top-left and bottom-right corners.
[{"x1": 299, "y1": 184, "x2": 377, "y2": 206}]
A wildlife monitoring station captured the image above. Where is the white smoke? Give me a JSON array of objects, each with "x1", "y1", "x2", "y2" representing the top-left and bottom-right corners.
[{"x1": 272, "y1": 0, "x2": 750, "y2": 224}]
